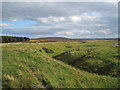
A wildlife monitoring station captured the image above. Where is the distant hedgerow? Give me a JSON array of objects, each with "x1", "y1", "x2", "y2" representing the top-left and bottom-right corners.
[{"x1": 0, "y1": 36, "x2": 30, "y2": 43}]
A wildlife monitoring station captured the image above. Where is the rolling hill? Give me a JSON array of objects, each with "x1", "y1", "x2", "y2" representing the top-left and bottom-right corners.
[{"x1": 2, "y1": 40, "x2": 119, "y2": 88}]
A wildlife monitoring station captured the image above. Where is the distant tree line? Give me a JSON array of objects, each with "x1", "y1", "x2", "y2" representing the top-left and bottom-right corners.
[{"x1": 0, "y1": 36, "x2": 30, "y2": 43}]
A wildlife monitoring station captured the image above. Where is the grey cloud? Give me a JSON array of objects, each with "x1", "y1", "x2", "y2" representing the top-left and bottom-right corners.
[
  {"x1": 2, "y1": 2, "x2": 117, "y2": 20},
  {"x1": 2, "y1": 2, "x2": 118, "y2": 38}
]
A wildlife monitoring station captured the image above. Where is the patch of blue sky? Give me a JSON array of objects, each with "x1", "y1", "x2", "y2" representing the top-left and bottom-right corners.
[
  {"x1": 2, "y1": 20, "x2": 37, "y2": 28},
  {"x1": 81, "y1": 12, "x2": 95, "y2": 16},
  {"x1": 86, "y1": 12, "x2": 94, "y2": 16}
]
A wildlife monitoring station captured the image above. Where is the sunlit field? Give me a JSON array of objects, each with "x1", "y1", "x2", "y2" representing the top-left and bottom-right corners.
[{"x1": 2, "y1": 40, "x2": 119, "y2": 88}]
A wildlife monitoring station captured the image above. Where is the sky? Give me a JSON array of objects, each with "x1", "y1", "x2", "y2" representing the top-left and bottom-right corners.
[{"x1": 1, "y1": 1, "x2": 118, "y2": 38}]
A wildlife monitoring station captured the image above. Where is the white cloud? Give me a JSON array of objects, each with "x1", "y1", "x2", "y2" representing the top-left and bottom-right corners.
[
  {"x1": 53, "y1": 17, "x2": 59, "y2": 22},
  {"x1": 81, "y1": 12, "x2": 100, "y2": 17},
  {"x1": 59, "y1": 17, "x2": 65, "y2": 21},
  {"x1": 8, "y1": 19, "x2": 17, "y2": 21},
  {"x1": 95, "y1": 24, "x2": 105, "y2": 26},
  {"x1": 79, "y1": 30, "x2": 91, "y2": 34},
  {"x1": 80, "y1": 12, "x2": 101, "y2": 21},
  {"x1": 68, "y1": 12, "x2": 101, "y2": 23},
  {"x1": 54, "y1": 30, "x2": 91, "y2": 36},
  {"x1": 48, "y1": 16, "x2": 65, "y2": 22},
  {"x1": 0, "y1": 23, "x2": 14, "y2": 27},
  {"x1": 34, "y1": 16, "x2": 65, "y2": 24},
  {"x1": 97, "y1": 29, "x2": 110, "y2": 34},
  {"x1": 82, "y1": 16, "x2": 96, "y2": 21},
  {"x1": 36, "y1": 18, "x2": 48, "y2": 24},
  {"x1": 54, "y1": 31, "x2": 74, "y2": 35},
  {"x1": 113, "y1": 34, "x2": 118, "y2": 37},
  {"x1": 69, "y1": 16, "x2": 81, "y2": 23}
]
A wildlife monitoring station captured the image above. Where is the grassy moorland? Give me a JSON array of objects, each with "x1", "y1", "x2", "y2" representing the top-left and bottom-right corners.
[{"x1": 2, "y1": 40, "x2": 119, "y2": 88}]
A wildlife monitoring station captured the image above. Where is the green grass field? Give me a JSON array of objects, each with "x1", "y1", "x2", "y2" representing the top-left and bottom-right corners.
[{"x1": 2, "y1": 40, "x2": 119, "y2": 88}]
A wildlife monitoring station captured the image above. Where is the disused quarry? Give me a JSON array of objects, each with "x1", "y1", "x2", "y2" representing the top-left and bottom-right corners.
[{"x1": 52, "y1": 48, "x2": 118, "y2": 77}]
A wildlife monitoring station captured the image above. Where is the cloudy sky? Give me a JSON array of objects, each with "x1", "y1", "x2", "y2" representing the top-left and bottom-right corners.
[{"x1": 1, "y1": 1, "x2": 118, "y2": 38}]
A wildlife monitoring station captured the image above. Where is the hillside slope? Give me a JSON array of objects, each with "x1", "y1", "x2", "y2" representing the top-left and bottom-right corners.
[
  {"x1": 2, "y1": 41, "x2": 118, "y2": 88},
  {"x1": 53, "y1": 46, "x2": 119, "y2": 77}
]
